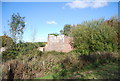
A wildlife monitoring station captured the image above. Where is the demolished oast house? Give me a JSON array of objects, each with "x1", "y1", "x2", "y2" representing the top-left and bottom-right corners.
[{"x1": 44, "y1": 35, "x2": 73, "y2": 52}]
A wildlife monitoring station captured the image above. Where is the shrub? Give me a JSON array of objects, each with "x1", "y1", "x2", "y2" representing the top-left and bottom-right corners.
[
  {"x1": 44, "y1": 51, "x2": 65, "y2": 55},
  {"x1": 2, "y1": 47, "x2": 18, "y2": 62},
  {"x1": 71, "y1": 18, "x2": 118, "y2": 54},
  {"x1": 16, "y1": 49, "x2": 43, "y2": 62},
  {"x1": 2, "y1": 42, "x2": 40, "y2": 62},
  {"x1": 0, "y1": 35, "x2": 14, "y2": 48},
  {"x1": 52, "y1": 52, "x2": 119, "y2": 79},
  {"x1": 52, "y1": 63, "x2": 69, "y2": 79},
  {"x1": 48, "y1": 33, "x2": 59, "y2": 36},
  {"x1": 33, "y1": 42, "x2": 47, "y2": 47}
]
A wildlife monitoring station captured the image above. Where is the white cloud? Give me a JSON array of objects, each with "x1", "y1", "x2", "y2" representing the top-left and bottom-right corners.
[
  {"x1": 46, "y1": 21, "x2": 57, "y2": 24},
  {"x1": 65, "y1": 0, "x2": 108, "y2": 9},
  {"x1": 91, "y1": 0, "x2": 108, "y2": 8},
  {"x1": 66, "y1": 0, "x2": 90, "y2": 8}
]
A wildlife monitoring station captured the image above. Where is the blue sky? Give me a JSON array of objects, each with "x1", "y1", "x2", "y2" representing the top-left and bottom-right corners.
[{"x1": 2, "y1": 1, "x2": 118, "y2": 42}]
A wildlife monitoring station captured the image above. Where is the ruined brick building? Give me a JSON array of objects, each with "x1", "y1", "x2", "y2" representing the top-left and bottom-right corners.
[{"x1": 44, "y1": 35, "x2": 73, "y2": 52}]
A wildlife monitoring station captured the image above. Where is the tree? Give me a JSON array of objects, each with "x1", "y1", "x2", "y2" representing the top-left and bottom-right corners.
[
  {"x1": 60, "y1": 24, "x2": 72, "y2": 36},
  {"x1": 8, "y1": 13, "x2": 25, "y2": 43}
]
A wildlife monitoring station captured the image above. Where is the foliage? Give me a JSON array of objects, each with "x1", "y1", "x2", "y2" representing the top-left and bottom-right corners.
[
  {"x1": 16, "y1": 48, "x2": 43, "y2": 62},
  {"x1": 35, "y1": 74, "x2": 54, "y2": 79},
  {"x1": 2, "y1": 42, "x2": 38, "y2": 62},
  {"x1": 106, "y1": 16, "x2": 119, "y2": 36},
  {"x1": 105, "y1": 16, "x2": 120, "y2": 50},
  {"x1": 2, "y1": 47, "x2": 18, "y2": 61},
  {"x1": 52, "y1": 64, "x2": 68, "y2": 79},
  {"x1": 71, "y1": 18, "x2": 118, "y2": 54},
  {"x1": 8, "y1": 13, "x2": 25, "y2": 43},
  {"x1": 60, "y1": 24, "x2": 72, "y2": 36},
  {"x1": 2, "y1": 16, "x2": 119, "y2": 79},
  {"x1": 48, "y1": 33, "x2": 59, "y2": 36},
  {"x1": 38, "y1": 52, "x2": 119, "y2": 79},
  {"x1": 0, "y1": 35, "x2": 14, "y2": 47},
  {"x1": 2, "y1": 41, "x2": 46, "y2": 62},
  {"x1": 44, "y1": 51, "x2": 65, "y2": 55},
  {"x1": 71, "y1": 62, "x2": 120, "y2": 79},
  {"x1": 33, "y1": 42, "x2": 47, "y2": 47}
]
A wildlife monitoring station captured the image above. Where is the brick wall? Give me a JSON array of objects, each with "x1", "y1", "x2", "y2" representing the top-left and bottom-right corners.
[{"x1": 44, "y1": 35, "x2": 73, "y2": 52}]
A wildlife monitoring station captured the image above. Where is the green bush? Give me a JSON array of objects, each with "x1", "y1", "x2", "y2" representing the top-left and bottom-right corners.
[
  {"x1": 52, "y1": 64, "x2": 69, "y2": 79},
  {"x1": 48, "y1": 33, "x2": 59, "y2": 36},
  {"x1": 33, "y1": 42, "x2": 47, "y2": 47},
  {"x1": 71, "y1": 18, "x2": 118, "y2": 54},
  {"x1": 2, "y1": 42, "x2": 40, "y2": 62},
  {"x1": 2, "y1": 47, "x2": 18, "y2": 61},
  {"x1": 0, "y1": 35, "x2": 14, "y2": 48},
  {"x1": 52, "y1": 52, "x2": 119, "y2": 79},
  {"x1": 44, "y1": 51, "x2": 65, "y2": 55},
  {"x1": 16, "y1": 49, "x2": 43, "y2": 62}
]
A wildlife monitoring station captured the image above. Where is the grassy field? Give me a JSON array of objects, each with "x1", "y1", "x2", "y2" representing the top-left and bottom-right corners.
[
  {"x1": 35, "y1": 62, "x2": 119, "y2": 79},
  {"x1": 35, "y1": 75, "x2": 54, "y2": 79},
  {"x1": 71, "y1": 62, "x2": 119, "y2": 79}
]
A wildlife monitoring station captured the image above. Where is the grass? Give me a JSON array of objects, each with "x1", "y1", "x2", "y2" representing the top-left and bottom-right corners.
[
  {"x1": 35, "y1": 74, "x2": 54, "y2": 79},
  {"x1": 71, "y1": 62, "x2": 120, "y2": 79},
  {"x1": 35, "y1": 62, "x2": 119, "y2": 79}
]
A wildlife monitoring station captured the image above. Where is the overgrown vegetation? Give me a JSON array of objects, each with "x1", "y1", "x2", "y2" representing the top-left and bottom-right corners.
[
  {"x1": 2, "y1": 42, "x2": 46, "y2": 62},
  {"x1": 60, "y1": 24, "x2": 72, "y2": 36},
  {"x1": 34, "y1": 52, "x2": 119, "y2": 79},
  {"x1": 48, "y1": 33, "x2": 59, "y2": 36},
  {"x1": 1, "y1": 15, "x2": 120, "y2": 79},
  {"x1": 71, "y1": 18, "x2": 118, "y2": 54},
  {"x1": 0, "y1": 35, "x2": 14, "y2": 48}
]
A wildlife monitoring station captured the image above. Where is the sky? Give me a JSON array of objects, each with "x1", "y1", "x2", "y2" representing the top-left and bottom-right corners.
[{"x1": 1, "y1": 1, "x2": 118, "y2": 42}]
